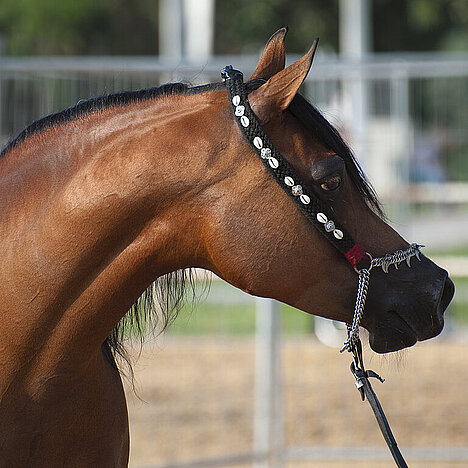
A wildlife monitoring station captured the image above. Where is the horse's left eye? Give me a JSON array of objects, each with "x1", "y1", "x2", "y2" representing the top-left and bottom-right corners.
[{"x1": 320, "y1": 175, "x2": 341, "y2": 192}]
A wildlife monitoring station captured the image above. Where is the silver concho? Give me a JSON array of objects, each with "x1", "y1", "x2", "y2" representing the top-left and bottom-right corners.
[
  {"x1": 260, "y1": 148, "x2": 271, "y2": 159},
  {"x1": 268, "y1": 157, "x2": 279, "y2": 169},
  {"x1": 284, "y1": 176, "x2": 295, "y2": 186},
  {"x1": 291, "y1": 185, "x2": 303, "y2": 196},
  {"x1": 232, "y1": 95, "x2": 241, "y2": 106},
  {"x1": 300, "y1": 194, "x2": 310, "y2": 205},
  {"x1": 333, "y1": 229, "x2": 344, "y2": 240},
  {"x1": 316, "y1": 212, "x2": 328, "y2": 224},
  {"x1": 253, "y1": 136, "x2": 263, "y2": 149},
  {"x1": 235, "y1": 105, "x2": 245, "y2": 116},
  {"x1": 240, "y1": 116, "x2": 250, "y2": 127},
  {"x1": 325, "y1": 220, "x2": 335, "y2": 232}
]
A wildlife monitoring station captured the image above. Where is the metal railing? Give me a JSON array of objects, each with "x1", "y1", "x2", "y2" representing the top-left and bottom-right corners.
[{"x1": 1, "y1": 52, "x2": 468, "y2": 205}]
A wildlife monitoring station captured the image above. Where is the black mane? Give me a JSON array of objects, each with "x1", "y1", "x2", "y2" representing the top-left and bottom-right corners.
[
  {"x1": 1, "y1": 79, "x2": 381, "y2": 378},
  {"x1": 0, "y1": 83, "x2": 190, "y2": 158}
]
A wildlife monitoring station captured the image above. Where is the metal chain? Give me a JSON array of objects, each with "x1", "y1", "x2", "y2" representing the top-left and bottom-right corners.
[
  {"x1": 370, "y1": 243, "x2": 422, "y2": 273},
  {"x1": 341, "y1": 243, "x2": 423, "y2": 353},
  {"x1": 343, "y1": 268, "x2": 371, "y2": 350}
]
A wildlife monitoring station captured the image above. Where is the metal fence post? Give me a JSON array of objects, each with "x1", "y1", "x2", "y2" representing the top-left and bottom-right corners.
[
  {"x1": 158, "y1": 0, "x2": 183, "y2": 59},
  {"x1": 254, "y1": 298, "x2": 284, "y2": 468}
]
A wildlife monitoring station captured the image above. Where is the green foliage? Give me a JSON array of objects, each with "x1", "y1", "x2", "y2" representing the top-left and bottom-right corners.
[
  {"x1": 169, "y1": 300, "x2": 314, "y2": 335},
  {"x1": 0, "y1": 0, "x2": 466, "y2": 56},
  {"x1": 214, "y1": 0, "x2": 339, "y2": 54},
  {"x1": 0, "y1": 0, "x2": 159, "y2": 55},
  {"x1": 373, "y1": 0, "x2": 468, "y2": 52}
]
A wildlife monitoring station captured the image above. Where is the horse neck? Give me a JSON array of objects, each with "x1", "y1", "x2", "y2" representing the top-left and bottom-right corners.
[{"x1": 0, "y1": 91, "x2": 228, "y2": 372}]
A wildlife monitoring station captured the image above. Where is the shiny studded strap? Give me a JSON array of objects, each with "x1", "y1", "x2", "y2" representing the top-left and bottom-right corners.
[
  {"x1": 222, "y1": 65, "x2": 366, "y2": 268},
  {"x1": 222, "y1": 65, "x2": 422, "y2": 468}
]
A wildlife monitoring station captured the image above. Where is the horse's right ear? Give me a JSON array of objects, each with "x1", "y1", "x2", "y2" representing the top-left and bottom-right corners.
[
  {"x1": 249, "y1": 27, "x2": 288, "y2": 80},
  {"x1": 249, "y1": 38, "x2": 319, "y2": 121}
]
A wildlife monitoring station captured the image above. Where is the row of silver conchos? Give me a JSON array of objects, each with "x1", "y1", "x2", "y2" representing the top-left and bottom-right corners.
[{"x1": 231, "y1": 94, "x2": 344, "y2": 241}]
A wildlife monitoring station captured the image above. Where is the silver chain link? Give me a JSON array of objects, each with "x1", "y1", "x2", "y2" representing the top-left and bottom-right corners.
[{"x1": 341, "y1": 243, "x2": 423, "y2": 353}]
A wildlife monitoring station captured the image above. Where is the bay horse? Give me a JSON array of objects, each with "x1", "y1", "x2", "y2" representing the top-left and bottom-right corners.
[{"x1": 0, "y1": 28, "x2": 454, "y2": 466}]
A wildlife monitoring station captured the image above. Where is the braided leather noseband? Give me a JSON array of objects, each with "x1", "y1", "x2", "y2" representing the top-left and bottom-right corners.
[{"x1": 222, "y1": 65, "x2": 420, "y2": 468}]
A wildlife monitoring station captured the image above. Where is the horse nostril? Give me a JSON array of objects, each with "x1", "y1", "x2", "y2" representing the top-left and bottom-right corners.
[{"x1": 438, "y1": 276, "x2": 455, "y2": 321}]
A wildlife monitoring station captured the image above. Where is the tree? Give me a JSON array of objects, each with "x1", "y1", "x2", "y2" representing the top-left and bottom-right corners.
[
  {"x1": 373, "y1": 0, "x2": 468, "y2": 52},
  {"x1": 0, "y1": 0, "x2": 158, "y2": 55},
  {"x1": 0, "y1": 0, "x2": 466, "y2": 56},
  {"x1": 214, "y1": 0, "x2": 339, "y2": 54}
]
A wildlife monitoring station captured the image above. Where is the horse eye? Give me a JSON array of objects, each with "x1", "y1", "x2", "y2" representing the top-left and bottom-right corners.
[{"x1": 320, "y1": 175, "x2": 341, "y2": 192}]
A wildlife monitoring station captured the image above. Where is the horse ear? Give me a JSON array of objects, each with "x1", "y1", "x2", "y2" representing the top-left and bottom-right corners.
[
  {"x1": 250, "y1": 38, "x2": 319, "y2": 120},
  {"x1": 249, "y1": 27, "x2": 288, "y2": 80}
]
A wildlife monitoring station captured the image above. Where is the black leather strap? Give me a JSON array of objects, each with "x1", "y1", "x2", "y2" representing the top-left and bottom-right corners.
[
  {"x1": 350, "y1": 339, "x2": 408, "y2": 468},
  {"x1": 222, "y1": 65, "x2": 366, "y2": 263}
]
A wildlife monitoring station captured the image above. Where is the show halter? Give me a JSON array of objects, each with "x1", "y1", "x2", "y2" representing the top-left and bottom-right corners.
[{"x1": 222, "y1": 64, "x2": 421, "y2": 468}]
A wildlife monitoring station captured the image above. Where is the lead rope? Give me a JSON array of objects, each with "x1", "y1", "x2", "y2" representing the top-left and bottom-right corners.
[
  {"x1": 348, "y1": 338, "x2": 409, "y2": 468},
  {"x1": 340, "y1": 243, "x2": 423, "y2": 468}
]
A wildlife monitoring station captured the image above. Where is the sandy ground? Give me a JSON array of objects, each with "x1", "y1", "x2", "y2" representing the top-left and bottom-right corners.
[{"x1": 125, "y1": 337, "x2": 468, "y2": 468}]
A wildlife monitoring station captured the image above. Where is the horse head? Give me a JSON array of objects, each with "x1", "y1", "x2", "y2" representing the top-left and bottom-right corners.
[{"x1": 201, "y1": 29, "x2": 454, "y2": 353}]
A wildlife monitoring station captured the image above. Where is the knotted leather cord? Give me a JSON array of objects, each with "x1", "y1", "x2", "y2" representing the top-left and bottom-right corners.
[{"x1": 222, "y1": 65, "x2": 424, "y2": 468}]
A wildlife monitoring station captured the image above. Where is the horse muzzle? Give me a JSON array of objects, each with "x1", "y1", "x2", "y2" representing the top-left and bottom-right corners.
[{"x1": 363, "y1": 255, "x2": 455, "y2": 353}]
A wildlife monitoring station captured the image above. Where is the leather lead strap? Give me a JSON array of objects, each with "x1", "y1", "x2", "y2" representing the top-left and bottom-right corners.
[{"x1": 350, "y1": 339, "x2": 408, "y2": 468}]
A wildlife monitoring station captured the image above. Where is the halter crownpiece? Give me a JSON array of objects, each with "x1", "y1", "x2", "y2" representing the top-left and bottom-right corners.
[
  {"x1": 221, "y1": 65, "x2": 423, "y2": 351},
  {"x1": 222, "y1": 65, "x2": 367, "y2": 267}
]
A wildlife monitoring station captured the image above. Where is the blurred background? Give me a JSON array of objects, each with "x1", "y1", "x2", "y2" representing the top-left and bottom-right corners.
[{"x1": 1, "y1": 1, "x2": 467, "y2": 467}]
